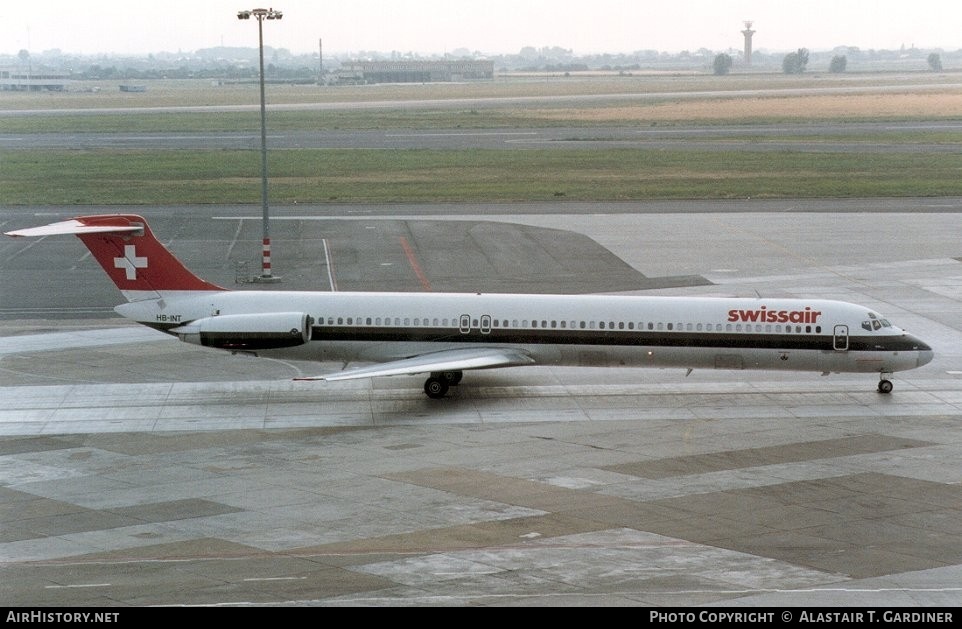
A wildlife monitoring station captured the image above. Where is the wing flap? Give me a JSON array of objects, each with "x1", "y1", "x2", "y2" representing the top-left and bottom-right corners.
[{"x1": 295, "y1": 347, "x2": 535, "y2": 382}]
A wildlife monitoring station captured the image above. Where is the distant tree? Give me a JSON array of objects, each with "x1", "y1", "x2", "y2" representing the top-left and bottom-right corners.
[
  {"x1": 829, "y1": 55, "x2": 847, "y2": 73},
  {"x1": 783, "y1": 53, "x2": 796, "y2": 74},
  {"x1": 712, "y1": 53, "x2": 733, "y2": 75},
  {"x1": 17, "y1": 49, "x2": 30, "y2": 64},
  {"x1": 782, "y1": 48, "x2": 810, "y2": 74},
  {"x1": 519, "y1": 46, "x2": 539, "y2": 61},
  {"x1": 928, "y1": 53, "x2": 943, "y2": 71}
]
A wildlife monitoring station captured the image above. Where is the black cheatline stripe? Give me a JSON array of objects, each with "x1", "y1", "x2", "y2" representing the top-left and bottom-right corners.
[{"x1": 308, "y1": 326, "x2": 925, "y2": 353}]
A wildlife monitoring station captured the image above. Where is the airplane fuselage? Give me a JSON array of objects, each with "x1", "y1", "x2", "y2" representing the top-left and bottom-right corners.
[
  {"x1": 6, "y1": 214, "x2": 934, "y2": 398},
  {"x1": 118, "y1": 291, "x2": 932, "y2": 378}
]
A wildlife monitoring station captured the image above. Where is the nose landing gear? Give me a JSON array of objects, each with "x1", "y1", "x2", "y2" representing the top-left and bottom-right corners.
[{"x1": 878, "y1": 373, "x2": 893, "y2": 394}]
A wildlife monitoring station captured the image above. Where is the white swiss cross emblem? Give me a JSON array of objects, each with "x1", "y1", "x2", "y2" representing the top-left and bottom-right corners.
[{"x1": 114, "y1": 245, "x2": 148, "y2": 280}]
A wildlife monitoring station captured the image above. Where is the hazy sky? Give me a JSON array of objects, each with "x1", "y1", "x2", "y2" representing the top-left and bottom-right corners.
[{"x1": 4, "y1": 0, "x2": 961, "y2": 57}]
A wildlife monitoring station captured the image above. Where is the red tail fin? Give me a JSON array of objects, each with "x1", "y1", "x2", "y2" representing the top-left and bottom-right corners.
[{"x1": 6, "y1": 214, "x2": 225, "y2": 300}]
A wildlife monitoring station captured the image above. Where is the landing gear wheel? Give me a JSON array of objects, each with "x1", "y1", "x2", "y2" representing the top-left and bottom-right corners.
[
  {"x1": 442, "y1": 371, "x2": 463, "y2": 386},
  {"x1": 424, "y1": 376, "x2": 450, "y2": 399},
  {"x1": 878, "y1": 379, "x2": 894, "y2": 394}
]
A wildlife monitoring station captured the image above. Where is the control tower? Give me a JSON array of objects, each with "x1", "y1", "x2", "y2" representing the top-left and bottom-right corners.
[{"x1": 741, "y1": 21, "x2": 755, "y2": 65}]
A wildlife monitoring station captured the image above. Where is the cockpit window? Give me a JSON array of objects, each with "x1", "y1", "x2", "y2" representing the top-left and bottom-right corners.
[{"x1": 862, "y1": 315, "x2": 893, "y2": 332}]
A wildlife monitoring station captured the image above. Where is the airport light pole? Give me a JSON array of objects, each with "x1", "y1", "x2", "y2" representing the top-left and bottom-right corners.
[{"x1": 237, "y1": 7, "x2": 283, "y2": 283}]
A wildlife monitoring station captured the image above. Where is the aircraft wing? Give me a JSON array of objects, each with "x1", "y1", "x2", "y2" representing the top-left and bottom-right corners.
[{"x1": 295, "y1": 347, "x2": 535, "y2": 382}]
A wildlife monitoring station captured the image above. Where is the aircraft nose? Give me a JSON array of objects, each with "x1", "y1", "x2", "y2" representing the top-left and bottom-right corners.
[{"x1": 908, "y1": 334, "x2": 934, "y2": 367}]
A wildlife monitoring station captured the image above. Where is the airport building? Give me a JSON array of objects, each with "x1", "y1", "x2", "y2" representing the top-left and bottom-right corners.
[
  {"x1": 336, "y1": 59, "x2": 494, "y2": 84},
  {"x1": 0, "y1": 68, "x2": 70, "y2": 91}
]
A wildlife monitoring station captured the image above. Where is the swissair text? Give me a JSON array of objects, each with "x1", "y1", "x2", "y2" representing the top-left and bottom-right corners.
[{"x1": 728, "y1": 306, "x2": 822, "y2": 324}]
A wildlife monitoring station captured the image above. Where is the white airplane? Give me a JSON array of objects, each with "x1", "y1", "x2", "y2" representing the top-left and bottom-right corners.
[{"x1": 6, "y1": 214, "x2": 933, "y2": 398}]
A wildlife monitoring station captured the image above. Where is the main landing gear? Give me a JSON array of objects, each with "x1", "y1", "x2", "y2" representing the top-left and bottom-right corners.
[
  {"x1": 424, "y1": 371, "x2": 463, "y2": 399},
  {"x1": 878, "y1": 373, "x2": 894, "y2": 394}
]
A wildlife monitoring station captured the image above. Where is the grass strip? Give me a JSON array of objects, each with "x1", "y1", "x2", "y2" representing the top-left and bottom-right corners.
[{"x1": 3, "y1": 148, "x2": 960, "y2": 205}]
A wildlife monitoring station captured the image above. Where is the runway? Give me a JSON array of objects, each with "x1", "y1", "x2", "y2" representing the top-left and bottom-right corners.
[
  {"x1": 3, "y1": 121, "x2": 962, "y2": 153},
  {"x1": 2, "y1": 206, "x2": 962, "y2": 606}
]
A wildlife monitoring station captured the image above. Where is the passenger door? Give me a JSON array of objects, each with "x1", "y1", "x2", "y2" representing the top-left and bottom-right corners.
[{"x1": 833, "y1": 325, "x2": 849, "y2": 351}]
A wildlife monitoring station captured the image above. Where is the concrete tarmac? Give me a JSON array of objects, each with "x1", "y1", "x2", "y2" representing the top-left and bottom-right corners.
[{"x1": 1, "y1": 207, "x2": 961, "y2": 606}]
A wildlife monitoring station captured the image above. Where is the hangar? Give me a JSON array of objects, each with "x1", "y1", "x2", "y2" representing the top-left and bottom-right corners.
[{"x1": 337, "y1": 59, "x2": 494, "y2": 84}]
